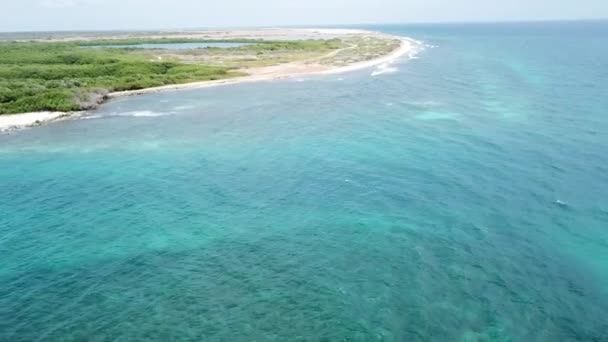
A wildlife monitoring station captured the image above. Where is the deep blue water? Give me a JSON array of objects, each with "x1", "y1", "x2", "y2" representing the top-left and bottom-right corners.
[
  {"x1": 1, "y1": 22, "x2": 608, "y2": 341},
  {"x1": 84, "y1": 42, "x2": 253, "y2": 49}
]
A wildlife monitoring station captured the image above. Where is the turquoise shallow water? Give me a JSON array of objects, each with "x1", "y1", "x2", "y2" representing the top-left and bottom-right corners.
[{"x1": 1, "y1": 22, "x2": 608, "y2": 341}]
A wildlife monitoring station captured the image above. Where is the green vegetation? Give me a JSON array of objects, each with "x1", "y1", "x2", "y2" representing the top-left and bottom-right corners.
[
  {"x1": 0, "y1": 38, "x2": 344, "y2": 114},
  {"x1": 319, "y1": 38, "x2": 402, "y2": 66},
  {"x1": 169, "y1": 38, "x2": 346, "y2": 68},
  {"x1": 0, "y1": 41, "x2": 242, "y2": 114},
  {"x1": 75, "y1": 38, "x2": 265, "y2": 46},
  {"x1": 240, "y1": 39, "x2": 343, "y2": 51},
  {"x1": 74, "y1": 37, "x2": 343, "y2": 51}
]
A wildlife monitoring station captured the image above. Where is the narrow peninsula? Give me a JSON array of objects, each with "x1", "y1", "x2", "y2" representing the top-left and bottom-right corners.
[{"x1": 0, "y1": 28, "x2": 416, "y2": 131}]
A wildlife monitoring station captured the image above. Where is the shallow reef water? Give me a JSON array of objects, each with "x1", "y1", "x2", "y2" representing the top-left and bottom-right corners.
[{"x1": 1, "y1": 22, "x2": 607, "y2": 341}]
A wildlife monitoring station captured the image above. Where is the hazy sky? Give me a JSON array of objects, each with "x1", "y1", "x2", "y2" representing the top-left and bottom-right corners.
[{"x1": 2, "y1": 0, "x2": 607, "y2": 31}]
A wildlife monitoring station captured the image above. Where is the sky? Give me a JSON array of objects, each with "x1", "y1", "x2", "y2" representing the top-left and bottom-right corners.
[{"x1": 1, "y1": 0, "x2": 608, "y2": 32}]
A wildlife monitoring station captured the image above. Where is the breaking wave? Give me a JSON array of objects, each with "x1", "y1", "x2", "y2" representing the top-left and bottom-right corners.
[
  {"x1": 112, "y1": 111, "x2": 175, "y2": 118},
  {"x1": 371, "y1": 62, "x2": 399, "y2": 76}
]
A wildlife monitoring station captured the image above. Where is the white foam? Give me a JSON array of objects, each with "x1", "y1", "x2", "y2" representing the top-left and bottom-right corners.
[
  {"x1": 80, "y1": 114, "x2": 102, "y2": 120},
  {"x1": 371, "y1": 62, "x2": 399, "y2": 76},
  {"x1": 172, "y1": 105, "x2": 194, "y2": 111},
  {"x1": 402, "y1": 100, "x2": 440, "y2": 107},
  {"x1": 408, "y1": 47, "x2": 423, "y2": 59},
  {"x1": 397, "y1": 37, "x2": 427, "y2": 60},
  {"x1": 113, "y1": 110, "x2": 174, "y2": 118},
  {"x1": 78, "y1": 111, "x2": 174, "y2": 121}
]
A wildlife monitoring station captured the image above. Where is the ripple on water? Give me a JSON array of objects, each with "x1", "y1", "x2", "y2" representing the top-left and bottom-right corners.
[{"x1": 1, "y1": 22, "x2": 608, "y2": 341}]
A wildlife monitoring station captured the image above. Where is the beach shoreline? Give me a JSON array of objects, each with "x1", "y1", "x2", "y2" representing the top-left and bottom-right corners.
[
  {"x1": 108, "y1": 37, "x2": 414, "y2": 97},
  {"x1": 0, "y1": 34, "x2": 415, "y2": 133},
  {"x1": 0, "y1": 111, "x2": 83, "y2": 133}
]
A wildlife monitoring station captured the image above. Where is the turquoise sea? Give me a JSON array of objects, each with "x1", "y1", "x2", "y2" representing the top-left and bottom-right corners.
[{"x1": 1, "y1": 22, "x2": 607, "y2": 341}]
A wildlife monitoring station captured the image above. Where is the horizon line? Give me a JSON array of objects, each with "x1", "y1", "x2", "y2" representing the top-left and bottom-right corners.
[{"x1": 1, "y1": 17, "x2": 607, "y2": 34}]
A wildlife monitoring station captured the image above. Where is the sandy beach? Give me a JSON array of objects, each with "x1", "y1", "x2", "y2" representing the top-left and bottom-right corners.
[
  {"x1": 0, "y1": 29, "x2": 416, "y2": 132},
  {"x1": 0, "y1": 112, "x2": 72, "y2": 133},
  {"x1": 108, "y1": 38, "x2": 414, "y2": 97}
]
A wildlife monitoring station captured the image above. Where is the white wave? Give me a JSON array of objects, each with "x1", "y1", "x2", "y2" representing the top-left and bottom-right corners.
[
  {"x1": 408, "y1": 46, "x2": 424, "y2": 59},
  {"x1": 172, "y1": 105, "x2": 194, "y2": 111},
  {"x1": 407, "y1": 38, "x2": 424, "y2": 45},
  {"x1": 371, "y1": 62, "x2": 398, "y2": 76},
  {"x1": 78, "y1": 111, "x2": 174, "y2": 121},
  {"x1": 397, "y1": 37, "x2": 427, "y2": 60},
  {"x1": 80, "y1": 114, "x2": 102, "y2": 120},
  {"x1": 402, "y1": 100, "x2": 440, "y2": 107},
  {"x1": 113, "y1": 110, "x2": 174, "y2": 118}
]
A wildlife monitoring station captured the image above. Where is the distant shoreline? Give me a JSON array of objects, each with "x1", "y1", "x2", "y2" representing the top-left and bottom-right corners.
[
  {"x1": 108, "y1": 38, "x2": 414, "y2": 97},
  {"x1": 0, "y1": 32, "x2": 415, "y2": 133}
]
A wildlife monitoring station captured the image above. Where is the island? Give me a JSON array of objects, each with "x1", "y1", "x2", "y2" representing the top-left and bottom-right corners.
[{"x1": 0, "y1": 28, "x2": 416, "y2": 131}]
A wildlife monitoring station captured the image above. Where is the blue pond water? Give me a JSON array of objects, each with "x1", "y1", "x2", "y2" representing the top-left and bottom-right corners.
[
  {"x1": 1, "y1": 22, "x2": 608, "y2": 341},
  {"x1": 84, "y1": 42, "x2": 253, "y2": 49}
]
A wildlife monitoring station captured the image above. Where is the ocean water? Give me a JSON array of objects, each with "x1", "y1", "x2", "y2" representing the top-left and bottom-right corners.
[{"x1": 1, "y1": 22, "x2": 607, "y2": 341}]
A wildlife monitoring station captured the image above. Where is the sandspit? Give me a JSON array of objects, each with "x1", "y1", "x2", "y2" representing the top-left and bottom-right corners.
[{"x1": 1, "y1": 29, "x2": 418, "y2": 132}]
